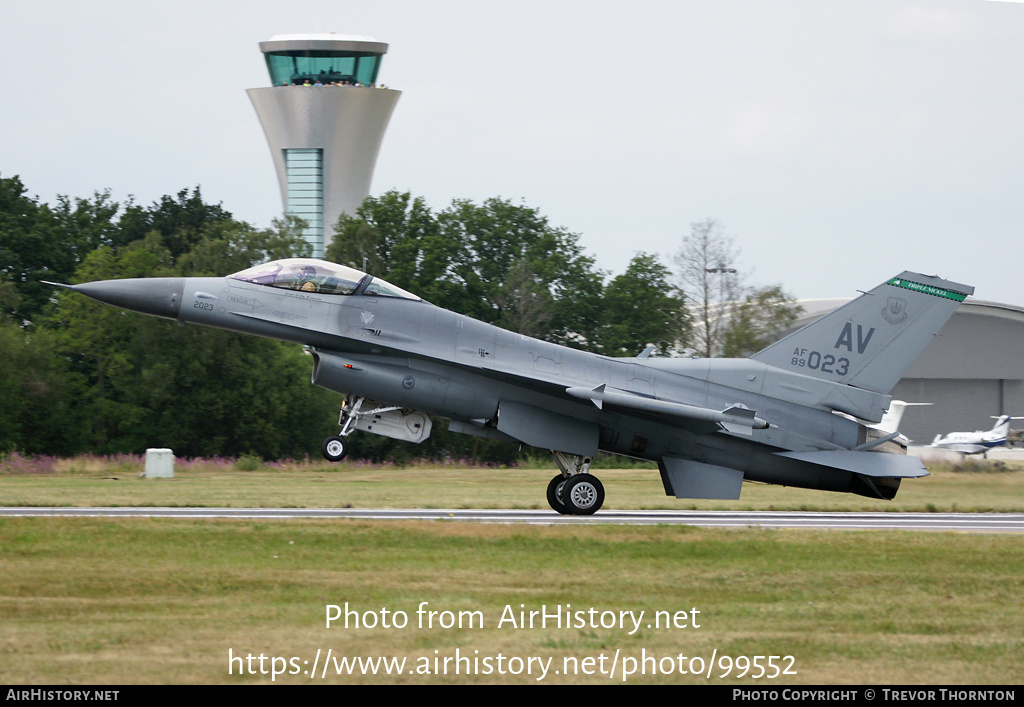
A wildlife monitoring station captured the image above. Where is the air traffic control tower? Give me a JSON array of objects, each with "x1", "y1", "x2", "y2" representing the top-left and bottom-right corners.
[{"x1": 247, "y1": 34, "x2": 400, "y2": 257}]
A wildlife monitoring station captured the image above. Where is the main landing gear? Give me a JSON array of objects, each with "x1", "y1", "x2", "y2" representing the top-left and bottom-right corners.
[{"x1": 547, "y1": 451, "x2": 605, "y2": 516}]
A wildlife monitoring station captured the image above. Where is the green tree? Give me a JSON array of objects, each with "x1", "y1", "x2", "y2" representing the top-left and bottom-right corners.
[
  {"x1": 326, "y1": 191, "x2": 457, "y2": 305},
  {"x1": 46, "y1": 238, "x2": 174, "y2": 451},
  {"x1": 0, "y1": 174, "x2": 64, "y2": 324},
  {"x1": 0, "y1": 319, "x2": 82, "y2": 454},
  {"x1": 51, "y1": 190, "x2": 125, "y2": 264},
  {"x1": 119, "y1": 320, "x2": 337, "y2": 458},
  {"x1": 437, "y1": 196, "x2": 605, "y2": 345},
  {"x1": 721, "y1": 285, "x2": 803, "y2": 357},
  {"x1": 176, "y1": 215, "x2": 311, "y2": 277},
  {"x1": 327, "y1": 192, "x2": 606, "y2": 346},
  {"x1": 118, "y1": 187, "x2": 233, "y2": 260},
  {"x1": 597, "y1": 252, "x2": 688, "y2": 357}
]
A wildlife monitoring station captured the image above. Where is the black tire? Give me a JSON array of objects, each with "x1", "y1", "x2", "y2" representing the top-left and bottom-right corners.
[
  {"x1": 546, "y1": 474, "x2": 570, "y2": 514},
  {"x1": 562, "y1": 475, "x2": 605, "y2": 515},
  {"x1": 321, "y1": 435, "x2": 348, "y2": 462}
]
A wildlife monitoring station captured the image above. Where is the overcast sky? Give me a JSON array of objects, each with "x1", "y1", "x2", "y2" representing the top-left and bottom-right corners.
[{"x1": 4, "y1": 0, "x2": 1023, "y2": 304}]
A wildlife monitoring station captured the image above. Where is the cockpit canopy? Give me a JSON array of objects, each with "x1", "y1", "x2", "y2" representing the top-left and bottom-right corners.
[{"x1": 229, "y1": 258, "x2": 421, "y2": 300}]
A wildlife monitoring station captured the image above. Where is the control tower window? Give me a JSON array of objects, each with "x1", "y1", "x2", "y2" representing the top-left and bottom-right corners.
[
  {"x1": 265, "y1": 53, "x2": 383, "y2": 86},
  {"x1": 284, "y1": 148, "x2": 324, "y2": 256}
]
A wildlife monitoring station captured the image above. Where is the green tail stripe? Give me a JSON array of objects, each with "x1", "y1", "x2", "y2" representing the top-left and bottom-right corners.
[{"x1": 886, "y1": 278, "x2": 967, "y2": 302}]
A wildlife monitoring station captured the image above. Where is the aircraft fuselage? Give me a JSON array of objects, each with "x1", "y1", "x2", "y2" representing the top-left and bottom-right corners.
[{"x1": 60, "y1": 262, "x2": 974, "y2": 512}]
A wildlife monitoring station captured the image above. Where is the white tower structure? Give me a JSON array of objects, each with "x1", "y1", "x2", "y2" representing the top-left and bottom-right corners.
[{"x1": 247, "y1": 34, "x2": 401, "y2": 257}]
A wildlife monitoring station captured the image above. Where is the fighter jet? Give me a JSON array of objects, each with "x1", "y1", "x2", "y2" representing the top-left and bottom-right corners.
[
  {"x1": 929, "y1": 415, "x2": 1023, "y2": 455},
  {"x1": 51, "y1": 261, "x2": 973, "y2": 515}
]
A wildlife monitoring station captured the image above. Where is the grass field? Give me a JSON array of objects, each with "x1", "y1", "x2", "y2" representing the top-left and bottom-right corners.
[
  {"x1": 2, "y1": 454, "x2": 1024, "y2": 513},
  {"x1": 1, "y1": 455, "x2": 1023, "y2": 685}
]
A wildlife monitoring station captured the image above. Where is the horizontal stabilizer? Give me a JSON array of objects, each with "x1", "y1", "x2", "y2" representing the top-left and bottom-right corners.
[{"x1": 774, "y1": 450, "x2": 928, "y2": 478}]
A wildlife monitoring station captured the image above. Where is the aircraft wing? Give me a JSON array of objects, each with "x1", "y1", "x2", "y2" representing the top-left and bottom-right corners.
[{"x1": 441, "y1": 357, "x2": 757, "y2": 437}]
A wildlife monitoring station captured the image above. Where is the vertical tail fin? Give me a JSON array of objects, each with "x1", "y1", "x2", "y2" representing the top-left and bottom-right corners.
[
  {"x1": 878, "y1": 401, "x2": 932, "y2": 433},
  {"x1": 991, "y1": 415, "x2": 1012, "y2": 437},
  {"x1": 750, "y1": 271, "x2": 973, "y2": 394},
  {"x1": 988, "y1": 416, "x2": 1024, "y2": 441}
]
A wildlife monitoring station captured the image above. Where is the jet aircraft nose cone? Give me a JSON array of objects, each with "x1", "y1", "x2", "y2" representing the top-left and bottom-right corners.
[{"x1": 69, "y1": 278, "x2": 185, "y2": 320}]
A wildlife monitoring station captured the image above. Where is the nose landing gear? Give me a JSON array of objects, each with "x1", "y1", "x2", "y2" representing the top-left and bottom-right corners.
[
  {"x1": 320, "y1": 395, "x2": 365, "y2": 462},
  {"x1": 321, "y1": 435, "x2": 349, "y2": 462},
  {"x1": 320, "y1": 395, "x2": 434, "y2": 462}
]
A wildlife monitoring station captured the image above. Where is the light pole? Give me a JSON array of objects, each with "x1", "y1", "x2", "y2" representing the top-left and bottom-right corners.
[{"x1": 702, "y1": 265, "x2": 738, "y2": 357}]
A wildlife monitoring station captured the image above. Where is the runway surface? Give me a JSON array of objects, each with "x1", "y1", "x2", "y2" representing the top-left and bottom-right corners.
[{"x1": 3, "y1": 507, "x2": 1023, "y2": 532}]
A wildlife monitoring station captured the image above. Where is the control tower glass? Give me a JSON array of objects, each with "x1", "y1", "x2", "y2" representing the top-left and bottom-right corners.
[{"x1": 265, "y1": 51, "x2": 382, "y2": 86}]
